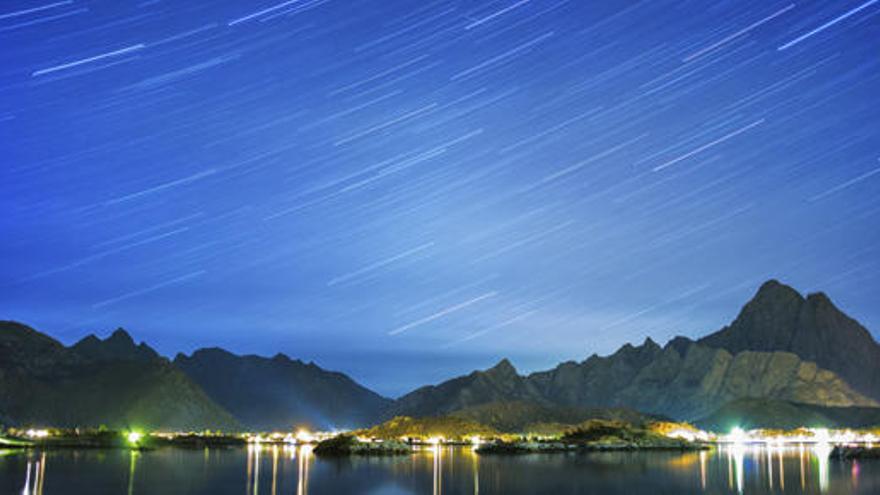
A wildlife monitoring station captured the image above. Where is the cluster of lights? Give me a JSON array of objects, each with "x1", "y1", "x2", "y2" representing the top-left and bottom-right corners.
[
  {"x1": 24, "y1": 429, "x2": 49, "y2": 439},
  {"x1": 657, "y1": 424, "x2": 880, "y2": 447},
  {"x1": 246, "y1": 429, "x2": 337, "y2": 445},
  {"x1": 295, "y1": 429, "x2": 315, "y2": 443},
  {"x1": 664, "y1": 428, "x2": 713, "y2": 443},
  {"x1": 721, "y1": 427, "x2": 879, "y2": 445},
  {"x1": 393, "y1": 435, "x2": 482, "y2": 446}
]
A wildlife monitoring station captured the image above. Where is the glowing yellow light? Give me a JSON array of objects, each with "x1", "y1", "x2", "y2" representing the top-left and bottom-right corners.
[
  {"x1": 25, "y1": 429, "x2": 49, "y2": 439},
  {"x1": 470, "y1": 436, "x2": 482, "y2": 445},
  {"x1": 295, "y1": 430, "x2": 314, "y2": 444},
  {"x1": 127, "y1": 431, "x2": 143, "y2": 445},
  {"x1": 666, "y1": 429, "x2": 696, "y2": 442},
  {"x1": 427, "y1": 437, "x2": 442, "y2": 446}
]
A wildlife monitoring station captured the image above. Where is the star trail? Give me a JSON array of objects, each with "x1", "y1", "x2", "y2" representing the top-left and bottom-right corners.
[{"x1": 2, "y1": 0, "x2": 879, "y2": 395}]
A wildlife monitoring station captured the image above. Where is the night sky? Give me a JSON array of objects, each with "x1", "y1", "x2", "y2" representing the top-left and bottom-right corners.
[{"x1": 3, "y1": 0, "x2": 880, "y2": 397}]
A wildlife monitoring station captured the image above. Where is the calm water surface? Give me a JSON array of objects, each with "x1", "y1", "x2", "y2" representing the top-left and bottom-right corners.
[{"x1": 1, "y1": 444, "x2": 877, "y2": 494}]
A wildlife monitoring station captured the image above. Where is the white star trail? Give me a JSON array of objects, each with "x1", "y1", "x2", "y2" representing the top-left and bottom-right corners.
[
  {"x1": 32, "y1": 44, "x2": 146, "y2": 77},
  {"x1": 0, "y1": 1, "x2": 73, "y2": 20},
  {"x1": 227, "y1": 0, "x2": 303, "y2": 26},
  {"x1": 653, "y1": 119, "x2": 766, "y2": 172},
  {"x1": 388, "y1": 292, "x2": 498, "y2": 336},
  {"x1": 810, "y1": 165, "x2": 880, "y2": 201},
  {"x1": 778, "y1": 0, "x2": 879, "y2": 51}
]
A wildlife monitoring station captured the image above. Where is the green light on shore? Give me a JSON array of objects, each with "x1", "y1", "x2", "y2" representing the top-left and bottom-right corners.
[{"x1": 127, "y1": 431, "x2": 143, "y2": 446}]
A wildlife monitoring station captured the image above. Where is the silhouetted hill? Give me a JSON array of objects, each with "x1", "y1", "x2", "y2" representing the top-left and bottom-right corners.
[
  {"x1": 695, "y1": 398, "x2": 880, "y2": 431},
  {"x1": 362, "y1": 405, "x2": 668, "y2": 440},
  {"x1": 447, "y1": 401, "x2": 663, "y2": 433},
  {"x1": 72, "y1": 328, "x2": 160, "y2": 362},
  {"x1": 360, "y1": 415, "x2": 499, "y2": 440},
  {"x1": 388, "y1": 359, "x2": 549, "y2": 418},
  {"x1": 174, "y1": 347, "x2": 391, "y2": 430},
  {"x1": 0, "y1": 321, "x2": 238, "y2": 430},
  {"x1": 699, "y1": 279, "x2": 880, "y2": 401}
]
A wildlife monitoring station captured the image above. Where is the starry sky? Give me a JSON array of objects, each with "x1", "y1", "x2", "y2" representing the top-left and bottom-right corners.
[{"x1": 3, "y1": 0, "x2": 880, "y2": 397}]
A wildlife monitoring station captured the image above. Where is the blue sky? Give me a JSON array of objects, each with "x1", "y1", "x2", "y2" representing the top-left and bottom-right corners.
[{"x1": 2, "y1": 0, "x2": 880, "y2": 396}]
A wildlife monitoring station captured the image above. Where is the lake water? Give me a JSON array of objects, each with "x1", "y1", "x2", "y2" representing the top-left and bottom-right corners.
[{"x1": 1, "y1": 444, "x2": 878, "y2": 494}]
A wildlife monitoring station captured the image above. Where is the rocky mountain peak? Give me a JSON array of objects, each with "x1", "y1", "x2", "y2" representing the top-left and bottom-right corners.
[
  {"x1": 805, "y1": 291, "x2": 833, "y2": 307},
  {"x1": 700, "y1": 280, "x2": 804, "y2": 351},
  {"x1": 72, "y1": 327, "x2": 159, "y2": 362},
  {"x1": 107, "y1": 327, "x2": 135, "y2": 345},
  {"x1": 486, "y1": 358, "x2": 518, "y2": 377},
  {"x1": 755, "y1": 278, "x2": 801, "y2": 299},
  {"x1": 699, "y1": 279, "x2": 880, "y2": 402}
]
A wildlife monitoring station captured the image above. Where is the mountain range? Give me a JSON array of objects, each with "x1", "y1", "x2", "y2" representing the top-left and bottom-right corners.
[
  {"x1": 0, "y1": 323, "x2": 237, "y2": 430},
  {"x1": 392, "y1": 280, "x2": 880, "y2": 422},
  {"x1": 2, "y1": 279, "x2": 879, "y2": 431},
  {"x1": 0, "y1": 322, "x2": 386, "y2": 431}
]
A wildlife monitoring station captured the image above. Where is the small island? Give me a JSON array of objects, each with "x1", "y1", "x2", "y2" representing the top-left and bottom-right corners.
[
  {"x1": 313, "y1": 434, "x2": 410, "y2": 456},
  {"x1": 475, "y1": 419, "x2": 709, "y2": 454}
]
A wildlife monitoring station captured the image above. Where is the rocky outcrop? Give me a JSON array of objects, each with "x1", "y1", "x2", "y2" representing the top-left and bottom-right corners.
[
  {"x1": 519, "y1": 339, "x2": 875, "y2": 420},
  {"x1": 699, "y1": 280, "x2": 880, "y2": 401},
  {"x1": 615, "y1": 343, "x2": 874, "y2": 419},
  {"x1": 528, "y1": 338, "x2": 664, "y2": 407}
]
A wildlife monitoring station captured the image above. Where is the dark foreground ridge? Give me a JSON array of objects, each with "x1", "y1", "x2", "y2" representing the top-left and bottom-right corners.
[
  {"x1": 174, "y1": 347, "x2": 391, "y2": 430},
  {"x1": 0, "y1": 322, "x2": 237, "y2": 430}
]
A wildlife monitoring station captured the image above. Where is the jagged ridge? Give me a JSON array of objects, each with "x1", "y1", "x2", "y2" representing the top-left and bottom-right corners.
[
  {"x1": 174, "y1": 348, "x2": 391, "y2": 430},
  {"x1": 391, "y1": 280, "x2": 880, "y2": 422},
  {"x1": 0, "y1": 321, "x2": 238, "y2": 430}
]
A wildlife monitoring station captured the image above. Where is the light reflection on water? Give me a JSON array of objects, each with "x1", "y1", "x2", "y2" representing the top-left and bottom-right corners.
[
  {"x1": 18, "y1": 451, "x2": 45, "y2": 495},
  {"x1": 1, "y1": 444, "x2": 878, "y2": 494}
]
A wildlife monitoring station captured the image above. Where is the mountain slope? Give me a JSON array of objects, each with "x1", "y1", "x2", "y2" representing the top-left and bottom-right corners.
[
  {"x1": 695, "y1": 398, "x2": 880, "y2": 431},
  {"x1": 526, "y1": 338, "x2": 666, "y2": 408},
  {"x1": 699, "y1": 279, "x2": 880, "y2": 401},
  {"x1": 388, "y1": 359, "x2": 548, "y2": 418},
  {"x1": 448, "y1": 400, "x2": 663, "y2": 433},
  {"x1": 389, "y1": 346, "x2": 874, "y2": 422},
  {"x1": 0, "y1": 321, "x2": 238, "y2": 430},
  {"x1": 522, "y1": 339, "x2": 875, "y2": 420},
  {"x1": 174, "y1": 347, "x2": 391, "y2": 430}
]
